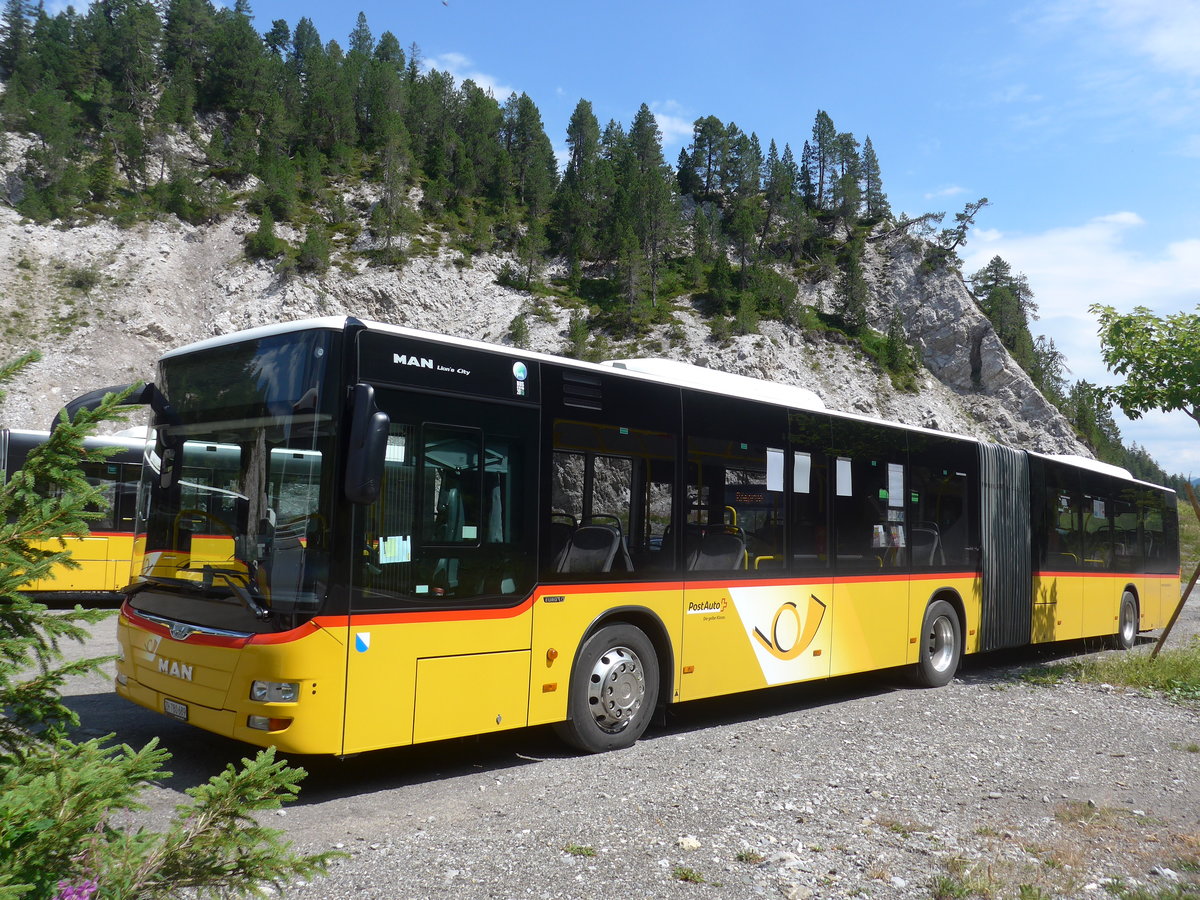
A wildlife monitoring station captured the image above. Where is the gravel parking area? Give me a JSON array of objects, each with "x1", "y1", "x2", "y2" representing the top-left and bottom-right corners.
[{"x1": 61, "y1": 601, "x2": 1200, "y2": 900}]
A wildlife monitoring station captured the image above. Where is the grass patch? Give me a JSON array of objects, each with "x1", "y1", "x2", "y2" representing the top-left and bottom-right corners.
[
  {"x1": 1103, "y1": 882, "x2": 1200, "y2": 899},
  {"x1": 878, "y1": 816, "x2": 921, "y2": 837},
  {"x1": 563, "y1": 843, "x2": 596, "y2": 858},
  {"x1": 930, "y1": 873, "x2": 971, "y2": 899},
  {"x1": 672, "y1": 866, "x2": 706, "y2": 884},
  {"x1": 734, "y1": 850, "x2": 764, "y2": 864},
  {"x1": 1021, "y1": 638, "x2": 1200, "y2": 704},
  {"x1": 1055, "y1": 800, "x2": 1129, "y2": 828}
]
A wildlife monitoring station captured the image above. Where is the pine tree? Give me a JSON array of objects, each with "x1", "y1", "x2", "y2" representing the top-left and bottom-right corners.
[
  {"x1": 830, "y1": 131, "x2": 861, "y2": 220},
  {"x1": 297, "y1": 222, "x2": 332, "y2": 273},
  {"x1": 798, "y1": 140, "x2": 817, "y2": 209},
  {"x1": 552, "y1": 98, "x2": 602, "y2": 267},
  {"x1": 202, "y1": 2, "x2": 270, "y2": 114},
  {"x1": 860, "y1": 135, "x2": 890, "y2": 221},
  {"x1": 0, "y1": 0, "x2": 30, "y2": 79},
  {"x1": 161, "y1": 0, "x2": 214, "y2": 78},
  {"x1": 969, "y1": 255, "x2": 1040, "y2": 373},
  {"x1": 836, "y1": 234, "x2": 869, "y2": 333},
  {"x1": 245, "y1": 208, "x2": 283, "y2": 259},
  {"x1": 625, "y1": 103, "x2": 676, "y2": 309},
  {"x1": 759, "y1": 139, "x2": 794, "y2": 253},
  {"x1": 687, "y1": 115, "x2": 726, "y2": 201},
  {"x1": 0, "y1": 358, "x2": 341, "y2": 896},
  {"x1": 810, "y1": 110, "x2": 837, "y2": 210},
  {"x1": 501, "y1": 92, "x2": 557, "y2": 216}
]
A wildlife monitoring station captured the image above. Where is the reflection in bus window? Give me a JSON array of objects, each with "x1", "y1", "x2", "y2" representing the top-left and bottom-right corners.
[
  {"x1": 832, "y1": 421, "x2": 907, "y2": 573},
  {"x1": 685, "y1": 435, "x2": 783, "y2": 573},
  {"x1": 548, "y1": 421, "x2": 675, "y2": 578},
  {"x1": 907, "y1": 434, "x2": 976, "y2": 570},
  {"x1": 356, "y1": 396, "x2": 536, "y2": 608}
]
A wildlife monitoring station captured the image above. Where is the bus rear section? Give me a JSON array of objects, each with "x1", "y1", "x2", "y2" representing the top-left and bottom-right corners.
[{"x1": 3, "y1": 428, "x2": 145, "y2": 596}]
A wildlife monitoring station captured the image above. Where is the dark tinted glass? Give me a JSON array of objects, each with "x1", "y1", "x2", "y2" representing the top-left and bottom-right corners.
[
  {"x1": 788, "y1": 411, "x2": 832, "y2": 575},
  {"x1": 830, "y1": 418, "x2": 908, "y2": 574},
  {"x1": 356, "y1": 390, "x2": 537, "y2": 608},
  {"x1": 907, "y1": 433, "x2": 978, "y2": 570}
]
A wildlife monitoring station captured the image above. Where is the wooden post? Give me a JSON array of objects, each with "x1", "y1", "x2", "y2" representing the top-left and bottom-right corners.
[{"x1": 1151, "y1": 481, "x2": 1200, "y2": 659}]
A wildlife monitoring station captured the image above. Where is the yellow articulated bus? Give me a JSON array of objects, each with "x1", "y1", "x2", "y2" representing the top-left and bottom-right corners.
[
  {"x1": 1, "y1": 428, "x2": 145, "y2": 597},
  {"x1": 100, "y1": 317, "x2": 1179, "y2": 755}
]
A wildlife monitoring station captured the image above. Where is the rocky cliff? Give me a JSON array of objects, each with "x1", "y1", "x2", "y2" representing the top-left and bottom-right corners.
[{"x1": 0, "y1": 202, "x2": 1087, "y2": 456}]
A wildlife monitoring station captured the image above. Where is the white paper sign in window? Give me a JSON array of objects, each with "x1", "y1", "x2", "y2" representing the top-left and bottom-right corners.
[
  {"x1": 888, "y1": 463, "x2": 904, "y2": 508},
  {"x1": 793, "y1": 451, "x2": 811, "y2": 494},
  {"x1": 767, "y1": 448, "x2": 784, "y2": 492},
  {"x1": 836, "y1": 457, "x2": 853, "y2": 497},
  {"x1": 378, "y1": 534, "x2": 411, "y2": 564}
]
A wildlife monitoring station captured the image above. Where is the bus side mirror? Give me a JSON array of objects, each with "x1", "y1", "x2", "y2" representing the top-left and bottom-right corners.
[
  {"x1": 344, "y1": 383, "x2": 390, "y2": 505},
  {"x1": 53, "y1": 382, "x2": 160, "y2": 431}
]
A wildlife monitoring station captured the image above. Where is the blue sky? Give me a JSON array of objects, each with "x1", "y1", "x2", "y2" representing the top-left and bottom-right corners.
[{"x1": 238, "y1": 0, "x2": 1200, "y2": 475}]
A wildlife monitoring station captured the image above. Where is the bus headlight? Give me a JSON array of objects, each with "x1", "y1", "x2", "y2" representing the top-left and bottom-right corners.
[{"x1": 250, "y1": 681, "x2": 300, "y2": 703}]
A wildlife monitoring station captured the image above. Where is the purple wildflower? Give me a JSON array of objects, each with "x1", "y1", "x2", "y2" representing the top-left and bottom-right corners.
[{"x1": 54, "y1": 879, "x2": 99, "y2": 900}]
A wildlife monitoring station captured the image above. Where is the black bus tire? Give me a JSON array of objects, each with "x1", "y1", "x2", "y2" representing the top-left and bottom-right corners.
[
  {"x1": 912, "y1": 599, "x2": 962, "y2": 688},
  {"x1": 1115, "y1": 591, "x2": 1138, "y2": 651},
  {"x1": 555, "y1": 623, "x2": 659, "y2": 754}
]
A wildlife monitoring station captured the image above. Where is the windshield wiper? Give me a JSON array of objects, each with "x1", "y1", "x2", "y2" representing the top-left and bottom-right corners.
[{"x1": 199, "y1": 566, "x2": 272, "y2": 621}]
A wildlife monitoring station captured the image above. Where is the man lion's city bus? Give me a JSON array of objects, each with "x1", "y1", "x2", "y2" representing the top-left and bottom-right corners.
[
  {"x1": 1, "y1": 429, "x2": 145, "y2": 597},
  {"x1": 104, "y1": 317, "x2": 1180, "y2": 755}
]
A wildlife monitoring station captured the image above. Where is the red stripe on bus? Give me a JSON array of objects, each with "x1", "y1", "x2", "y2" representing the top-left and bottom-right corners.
[{"x1": 1036, "y1": 570, "x2": 1167, "y2": 579}]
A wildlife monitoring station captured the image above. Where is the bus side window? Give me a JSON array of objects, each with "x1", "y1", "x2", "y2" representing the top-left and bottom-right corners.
[
  {"x1": 831, "y1": 420, "x2": 908, "y2": 573},
  {"x1": 547, "y1": 422, "x2": 675, "y2": 579},
  {"x1": 907, "y1": 433, "x2": 976, "y2": 570},
  {"x1": 684, "y1": 436, "x2": 784, "y2": 573},
  {"x1": 354, "y1": 394, "x2": 537, "y2": 609}
]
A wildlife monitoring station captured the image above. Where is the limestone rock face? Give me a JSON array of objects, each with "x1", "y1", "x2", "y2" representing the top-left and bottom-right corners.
[{"x1": 0, "y1": 207, "x2": 1086, "y2": 457}]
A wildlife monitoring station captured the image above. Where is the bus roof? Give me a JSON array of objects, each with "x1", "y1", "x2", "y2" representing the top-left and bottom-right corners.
[
  {"x1": 602, "y1": 357, "x2": 825, "y2": 412},
  {"x1": 158, "y1": 318, "x2": 1168, "y2": 491}
]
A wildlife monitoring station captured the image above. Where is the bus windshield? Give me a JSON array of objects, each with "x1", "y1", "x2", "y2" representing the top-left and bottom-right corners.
[{"x1": 130, "y1": 329, "x2": 339, "y2": 630}]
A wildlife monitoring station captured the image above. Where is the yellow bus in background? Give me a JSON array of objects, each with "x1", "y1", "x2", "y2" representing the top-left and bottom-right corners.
[
  {"x1": 102, "y1": 317, "x2": 1180, "y2": 755},
  {"x1": 1, "y1": 428, "x2": 145, "y2": 598}
]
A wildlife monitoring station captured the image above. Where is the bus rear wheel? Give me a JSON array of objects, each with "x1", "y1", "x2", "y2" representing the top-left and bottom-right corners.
[
  {"x1": 555, "y1": 623, "x2": 659, "y2": 754},
  {"x1": 912, "y1": 599, "x2": 961, "y2": 688},
  {"x1": 1115, "y1": 591, "x2": 1138, "y2": 650}
]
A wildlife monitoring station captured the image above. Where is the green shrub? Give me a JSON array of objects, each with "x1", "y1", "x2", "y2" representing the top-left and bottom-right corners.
[{"x1": 0, "y1": 356, "x2": 340, "y2": 898}]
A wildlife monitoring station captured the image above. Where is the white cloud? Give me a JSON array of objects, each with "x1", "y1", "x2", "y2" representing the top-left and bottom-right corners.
[
  {"x1": 425, "y1": 52, "x2": 516, "y2": 101},
  {"x1": 962, "y1": 212, "x2": 1200, "y2": 473},
  {"x1": 649, "y1": 100, "x2": 694, "y2": 149},
  {"x1": 1088, "y1": 0, "x2": 1200, "y2": 79},
  {"x1": 924, "y1": 185, "x2": 967, "y2": 200},
  {"x1": 1028, "y1": 0, "x2": 1200, "y2": 126},
  {"x1": 1119, "y1": 409, "x2": 1200, "y2": 477}
]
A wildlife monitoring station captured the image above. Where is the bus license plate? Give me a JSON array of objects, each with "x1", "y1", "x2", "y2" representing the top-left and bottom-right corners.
[{"x1": 163, "y1": 698, "x2": 188, "y2": 721}]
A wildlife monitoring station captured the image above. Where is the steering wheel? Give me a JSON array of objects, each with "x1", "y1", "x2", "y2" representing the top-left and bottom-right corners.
[{"x1": 173, "y1": 507, "x2": 236, "y2": 538}]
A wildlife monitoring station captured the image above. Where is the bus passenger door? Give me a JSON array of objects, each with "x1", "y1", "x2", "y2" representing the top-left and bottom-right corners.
[
  {"x1": 341, "y1": 387, "x2": 540, "y2": 755},
  {"x1": 1033, "y1": 473, "x2": 1084, "y2": 642},
  {"x1": 827, "y1": 421, "x2": 911, "y2": 676}
]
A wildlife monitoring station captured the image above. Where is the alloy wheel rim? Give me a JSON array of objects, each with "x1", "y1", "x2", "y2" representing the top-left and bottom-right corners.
[{"x1": 587, "y1": 645, "x2": 645, "y2": 734}]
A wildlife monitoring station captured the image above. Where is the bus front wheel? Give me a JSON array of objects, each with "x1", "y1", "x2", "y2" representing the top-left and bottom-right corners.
[
  {"x1": 912, "y1": 599, "x2": 961, "y2": 688},
  {"x1": 555, "y1": 623, "x2": 659, "y2": 754},
  {"x1": 1115, "y1": 591, "x2": 1138, "y2": 651}
]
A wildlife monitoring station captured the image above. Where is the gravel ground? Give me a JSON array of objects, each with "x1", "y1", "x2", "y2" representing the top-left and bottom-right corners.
[{"x1": 61, "y1": 600, "x2": 1200, "y2": 900}]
